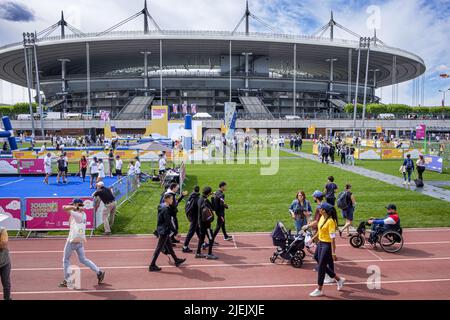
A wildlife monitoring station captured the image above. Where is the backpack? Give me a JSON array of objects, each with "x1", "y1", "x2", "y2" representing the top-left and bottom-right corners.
[
  {"x1": 201, "y1": 202, "x2": 214, "y2": 224},
  {"x1": 405, "y1": 159, "x2": 413, "y2": 170},
  {"x1": 337, "y1": 191, "x2": 350, "y2": 210},
  {"x1": 185, "y1": 193, "x2": 197, "y2": 221}
]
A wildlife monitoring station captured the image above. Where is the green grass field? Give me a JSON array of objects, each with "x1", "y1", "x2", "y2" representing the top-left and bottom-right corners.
[{"x1": 113, "y1": 154, "x2": 450, "y2": 234}]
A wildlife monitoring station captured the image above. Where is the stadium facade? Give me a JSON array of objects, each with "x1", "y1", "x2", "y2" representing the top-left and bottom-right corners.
[{"x1": 0, "y1": 1, "x2": 426, "y2": 122}]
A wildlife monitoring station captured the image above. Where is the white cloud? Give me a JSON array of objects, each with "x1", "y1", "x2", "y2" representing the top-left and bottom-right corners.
[
  {"x1": 0, "y1": 160, "x2": 18, "y2": 173},
  {"x1": 0, "y1": 206, "x2": 21, "y2": 229}
]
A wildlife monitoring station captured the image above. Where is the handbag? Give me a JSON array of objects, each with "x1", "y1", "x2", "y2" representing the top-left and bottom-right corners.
[{"x1": 399, "y1": 165, "x2": 405, "y2": 173}]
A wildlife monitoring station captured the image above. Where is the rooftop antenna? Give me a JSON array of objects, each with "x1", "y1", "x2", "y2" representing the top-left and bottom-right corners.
[
  {"x1": 143, "y1": 0, "x2": 149, "y2": 34},
  {"x1": 232, "y1": 0, "x2": 282, "y2": 34},
  {"x1": 371, "y1": 28, "x2": 385, "y2": 46},
  {"x1": 33, "y1": 10, "x2": 85, "y2": 39},
  {"x1": 60, "y1": 11, "x2": 66, "y2": 39}
]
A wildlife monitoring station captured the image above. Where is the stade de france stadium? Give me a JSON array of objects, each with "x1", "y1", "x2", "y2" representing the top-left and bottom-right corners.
[{"x1": 0, "y1": 2, "x2": 431, "y2": 135}]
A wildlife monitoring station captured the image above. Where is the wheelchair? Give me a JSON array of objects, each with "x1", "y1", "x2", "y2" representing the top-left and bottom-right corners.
[{"x1": 349, "y1": 221, "x2": 404, "y2": 253}]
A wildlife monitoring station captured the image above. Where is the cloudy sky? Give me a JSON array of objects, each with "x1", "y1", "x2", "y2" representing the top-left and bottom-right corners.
[{"x1": 0, "y1": 0, "x2": 449, "y2": 106}]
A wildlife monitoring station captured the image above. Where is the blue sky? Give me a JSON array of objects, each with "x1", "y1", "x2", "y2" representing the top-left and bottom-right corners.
[{"x1": 0, "y1": 0, "x2": 449, "y2": 106}]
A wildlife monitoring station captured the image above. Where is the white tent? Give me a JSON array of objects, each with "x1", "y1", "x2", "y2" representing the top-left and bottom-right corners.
[{"x1": 192, "y1": 112, "x2": 212, "y2": 119}]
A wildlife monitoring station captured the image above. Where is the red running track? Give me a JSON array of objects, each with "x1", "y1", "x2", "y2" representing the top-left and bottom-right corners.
[{"x1": 5, "y1": 228, "x2": 450, "y2": 300}]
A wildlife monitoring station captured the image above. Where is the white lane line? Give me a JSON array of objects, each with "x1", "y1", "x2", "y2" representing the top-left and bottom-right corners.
[
  {"x1": 10, "y1": 278, "x2": 450, "y2": 295},
  {"x1": 0, "y1": 178, "x2": 24, "y2": 187},
  {"x1": 366, "y1": 249, "x2": 384, "y2": 261},
  {"x1": 233, "y1": 235, "x2": 238, "y2": 249},
  {"x1": 10, "y1": 256, "x2": 450, "y2": 272},
  {"x1": 10, "y1": 240, "x2": 450, "y2": 254}
]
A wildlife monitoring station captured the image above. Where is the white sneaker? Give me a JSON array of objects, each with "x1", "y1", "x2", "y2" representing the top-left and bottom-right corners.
[
  {"x1": 403, "y1": 181, "x2": 407, "y2": 185},
  {"x1": 309, "y1": 288, "x2": 323, "y2": 297},
  {"x1": 407, "y1": 182, "x2": 411, "y2": 186},
  {"x1": 336, "y1": 277, "x2": 346, "y2": 291},
  {"x1": 324, "y1": 274, "x2": 334, "y2": 284}
]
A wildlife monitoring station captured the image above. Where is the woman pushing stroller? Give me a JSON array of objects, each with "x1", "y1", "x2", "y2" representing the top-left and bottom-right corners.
[{"x1": 288, "y1": 191, "x2": 312, "y2": 234}]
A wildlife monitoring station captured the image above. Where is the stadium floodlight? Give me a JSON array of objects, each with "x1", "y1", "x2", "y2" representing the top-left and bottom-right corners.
[{"x1": 438, "y1": 89, "x2": 450, "y2": 107}]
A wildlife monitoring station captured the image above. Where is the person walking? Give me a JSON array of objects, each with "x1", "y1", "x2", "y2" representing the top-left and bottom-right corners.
[
  {"x1": 212, "y1": 182, "x2": 233, "y2": 241},
  {"x1": 97, "y1": 159, "x2": 105, "y2": 183},
  {"x1": 338, "y1": 184, "x2": 356, "y2": 237},
  {"x1": 59, "y1": 199, "x2": 105, "y2": 288},
  {"x1": 63, "y1": 152, "x2": 69, "y2": 183},
  {"x1": 308, "y1": 202, "x2": 345, "y2": 297},
  {"x1": 348, "y1": 145, "x2": 356, "y2": 166},
  {"x1": 290, "y1": 137, "x2": 294, "y2": 150},
  {"x1": 416, "y1": 154, "x2": 426, "y2": 181},
  {"x1": 182, "y1": 186, "x2": 201, "y2": 253},
  {"x1": 321, "y1": 143, "x2": 329, "y2": 164},
  {"x1": 196, "y1": 186, "x2": 218, "y2": 260},
  {"x1": 289, "y1": 191, "x2": 312, "y2": 234},
  {"x1": 158, "y1": 153, "x2": 167, "y2": 186},
  {"x1": 401, "y1": 154, "x2": 415, "y2": 186},
  {"x1": 134, "y1": 156, "x2": 141, "y2": 187},
  {"x1": 56, "y1": 154, "x2": 67, "y2": 184},
  {"x1": 92, "y1": 181, "x2": 117, "y2": 236},
  {"x1": 340, "y1": 144, "x2": 347, "y2": 165},
  {"x1": 329, "y1": 143, "x2": 335, "y2": 164},
  {"x1": 108, "y1": 149, "x2": 114, "y2": 177},
  {"x1": 149, "y1": 193, "x2": 186, "y2": 272},
  {"x1": 0, "y1": 227, "x2": 11, "y2": 300},
  {"x1": 89, "y1": 157, "x2": 99, "y2": 189},
  {"x1": 324, "y1": 176, "x2": 338, "y2": 206},
  {"x1": 43, "y1": 152, "x2": 52, "y2": 184},
  {"x1": 128, "y1": 160, "x2": 135, "y2": 176},
  {"x1": 79, "y1": 155, "x2": 88, "y2": 182},
  {"x1": 115, "y1": 155, "x2": 123, "y2": 180}
]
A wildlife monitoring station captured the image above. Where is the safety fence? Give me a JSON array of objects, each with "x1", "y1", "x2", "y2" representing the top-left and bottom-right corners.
[{"x1": 0, "y1": 174, "x2": 139, "y2": 236}]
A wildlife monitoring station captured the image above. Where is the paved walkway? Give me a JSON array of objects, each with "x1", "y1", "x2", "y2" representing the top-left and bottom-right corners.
[{"x1": 282, "y1": 148, "x2": 450, "y2": 203}]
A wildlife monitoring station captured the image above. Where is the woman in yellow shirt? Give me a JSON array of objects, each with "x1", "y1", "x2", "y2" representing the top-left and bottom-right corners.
[{"x1": 308, "y1": 202, "x2": 345, "y2": 297}]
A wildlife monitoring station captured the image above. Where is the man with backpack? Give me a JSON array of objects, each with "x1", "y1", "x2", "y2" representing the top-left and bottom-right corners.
[
  {"x1": 337, "y1": 184, "x2": 356, "y2": 237},
  {"x1": 149, "y1": 193, "x2": 186, "y2": 272},
  {"x1": 212, "y1": 182, "x2": 233, "y2": 242},
  {"x1": 182, "y1": 186, "x2": 201, "y2": 253},
  {"x1": 401, "y1": 154, "x2": 415, "y2": 186},
  {"x1": 324, "y1": 176, "x2": 338, "y2": 206},
  {"x1": 196, "y1": 186, "x2": 218, "y2": 260}
]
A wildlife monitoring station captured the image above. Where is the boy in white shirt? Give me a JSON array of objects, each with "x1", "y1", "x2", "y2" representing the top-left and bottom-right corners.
[
  {"x1": 115, "y1": 155, "x2": 123, "y2": 180},
  {"x1": 43, "y1": 153, "x2": 52, "y2": 184}
]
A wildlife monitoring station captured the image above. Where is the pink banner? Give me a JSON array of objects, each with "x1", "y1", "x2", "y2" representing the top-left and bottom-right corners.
[
  {"x1": 182, "y1": 104, "x2": 187, "y2": 114},
  {"x1": 172, "y1": 104, "x2": 178, "y2": 114},
  {"x1": 0, "y1": 198, "x2": 22, "y2": 230},
  {"x1": 416, "y1": 124, "x2": 426, "y2": 140},
  {"x1": 19, "y1": 159, "x2": 45, "y2": 174},
  {"x1": 26, "y1": 197, "x2": 94, "y2": 230},
  {"x1": 0, "y1": 159, "x2": 19, "y2": 174},
  {"x1": 191, "y1": 103, "x2": 197, "y2": 114}
]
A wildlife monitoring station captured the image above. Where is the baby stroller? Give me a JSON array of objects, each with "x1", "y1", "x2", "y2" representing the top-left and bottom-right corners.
[{"x1": 269, "y1": 222, "x2": 305, "y2": 268}]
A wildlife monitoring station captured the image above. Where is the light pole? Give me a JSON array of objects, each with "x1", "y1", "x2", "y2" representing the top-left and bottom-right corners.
[
  {"x1": 22, "y1": 32, "x2": 36, "y2": 138},
  {"x1": 241, "y1": 52, "x2": 253, "y2": 96},
  {"x1": 140, "y1": 51, "x2": 151, "y2": 96},
  {"x1": 360, "y1": 37, "x2": 371, "y2": 138},
  {"x1": 326, "y1": 58, "x2": 338, "y2": 115},
  {"x1": 369, "y1": 68, "x2": 380, "y2": 102},
  {"x1": 57, "y1": 58, "x2": 70, "y2": 114},
  {"x1": 438, "y1": 89, "x2": 450, "y2": 107}
]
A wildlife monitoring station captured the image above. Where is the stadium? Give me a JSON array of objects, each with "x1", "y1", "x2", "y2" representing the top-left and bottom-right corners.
[{"x1": 0, "y1": 1, "x2": 426, "y2": 124}]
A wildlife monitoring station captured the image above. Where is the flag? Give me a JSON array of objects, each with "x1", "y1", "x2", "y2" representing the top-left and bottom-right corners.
[
  {"x1": 191, "y1": 103, "x2": 197, "y2": 114},
  {"x1": 100, "y1": 110, "x2": 110, "y2": 121},
  {"x1": 182, "y1": 104, "x2": 187, "y2": 114},
  {"x1": 173, "y1": 104, "x2": 178, "y2": 114}
]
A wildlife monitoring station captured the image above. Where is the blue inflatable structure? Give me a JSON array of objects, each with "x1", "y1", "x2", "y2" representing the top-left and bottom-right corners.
[{"x1": 1, "y1": 116, "x2": 18, "y2": 150}]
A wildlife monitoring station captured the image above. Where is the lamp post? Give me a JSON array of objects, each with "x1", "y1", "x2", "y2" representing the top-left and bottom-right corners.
[
  {"x1": 241, "y1": 52, "x2": 253, "y2": 96},
  {"x1": 438, "y1": 89, "x2": 450, "y2": 107},
  {"x1": 326, "y1": 58, "x2": 338, "y2": 115},
  {"x1": 369, "y1": 68, "x2": 380, "y2": 102},
  {"x1": 57, "y1": 58, "x2": 70, "y2": 114},
  {"x1": 360, "y1": 37, "x2": 371, "y2": 138},
  {"x1": 140, "y1": 51, "x2": 151, "y2": 96},
  {"x1": 22, "y1": 32, "x2": 36, "y2": 138}
]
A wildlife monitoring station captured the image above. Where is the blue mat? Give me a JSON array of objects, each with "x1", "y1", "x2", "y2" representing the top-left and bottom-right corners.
[{"x1": 0, "y1": 176, "x2": 116, "y2": 198}]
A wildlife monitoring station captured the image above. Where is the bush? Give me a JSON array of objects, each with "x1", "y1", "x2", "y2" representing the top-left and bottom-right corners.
[
  {"x1": 367, "y1": 103, "x2": 389, "y2": 115},
  {"x1": 386, "y1": 104, "x2": 411, "y2": 114},
  {"x1": 344, "y1": 103, "x2": 363, "y2": 114},
  {"x1": 0, "y1": 102, "x2": 37, "y2": 116}
]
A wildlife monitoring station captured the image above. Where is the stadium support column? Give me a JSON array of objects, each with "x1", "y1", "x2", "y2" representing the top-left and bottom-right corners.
[
  {"x1": 326, "y1": 58, "x2": 337, "y2": 116},
  {"x1": 22, "y1": 33, "x2": 35, "y2": 138},
  {"x1": 361, "y1": 38, "x2": 371, "y2": 138},
  {"x1": 58, "y1": 58, "x2": 70, "y2": 114},
  {"x1": 347, "y1": 48, "x2": 352, "y2": 103},
  {"x1": 293, "y1": 43, "x2": 296, "y2": 116},
  {"x1": 32, "y1": 32, "x2": 44, "y2": 138},
  {"x1": 141, "y1": 50, "x2": 151, "y2": 97},
  {"x1": 160, "y1": 39, "x2": 163, "y2": 105},
  {"x1": 352, "y1": 42, "x2": 362, "y2": 136},
  {"x1": 229, "y1": 40, "x2": 232, "y2": 102},
  {"x1": 86, "y1": 42, "x2": 91, "y2": 115}
]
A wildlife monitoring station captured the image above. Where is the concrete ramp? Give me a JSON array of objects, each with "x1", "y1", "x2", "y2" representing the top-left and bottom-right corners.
[
  {"x1": 115, "y1": 96, "x2": 154, "y2": 120},
  {"x1": 239, "y1": 96, "x2": 274, "y2": 119}
]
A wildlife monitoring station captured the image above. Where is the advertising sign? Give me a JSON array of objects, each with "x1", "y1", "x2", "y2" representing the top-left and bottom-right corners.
[
  {"x1": 0, "y1": 159, "x2": 19, "y2": 174},
  {"x1": 25, "y1": 197, "x2": 94, "y2": 230},
  {"x1": 19, "y1": 159, "x2": 45, "y2": 174},
  {"x1": 424, "y1": 155, "x2": 443, "y2": 173},
  {"x1": 416, "y1": 124, "x2": 426, "y2": 140},
  {"x1": 0, "y1": 198, "x2": 22, "y2": 230}
]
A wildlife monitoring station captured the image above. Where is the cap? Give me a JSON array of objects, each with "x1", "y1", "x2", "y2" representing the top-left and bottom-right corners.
[
  {"x1": 386, "y1": 204, "x2": 397, "y2": 211},
  {"x1": 318, "y1": 202, "x2": 334, "y2": 212},
  {"x1": 96, "y1": 181, "x2": 104, "y2": 187},
  {"x1": 70, "y1": 198, "x2": 84, "y2": 206},
  {"x1": 312, "y1": 190, "x2": 324, "y2": 198}
]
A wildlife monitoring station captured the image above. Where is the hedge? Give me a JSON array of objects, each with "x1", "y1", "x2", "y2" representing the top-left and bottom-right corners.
[
  {"x1": 344, "y1": 103, "x2": 450, "y2": 115},
  {"x1": 0, "y1": 102, "x2": 38, "y2": 115}
]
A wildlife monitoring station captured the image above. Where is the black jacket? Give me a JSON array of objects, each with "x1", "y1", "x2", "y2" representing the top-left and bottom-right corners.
[
  {"x1": 163, "y1": 190, "x2": 185, "y2": 217},
  {"x1": 213, "y1": 189, "x2": 226, "y2": 216},
  {"x1": 156, "y1": 203, "x2": 176, "y2": 236},
  {"x1": 186, "y1": 191, "x2": 200, "y2": 219},
  {"x1": 197, "y1": 195, "x2": 214, "y2": 228}
]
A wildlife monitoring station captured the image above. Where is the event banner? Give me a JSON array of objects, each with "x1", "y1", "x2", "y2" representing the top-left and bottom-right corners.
[
  {"x1": 424, "y1": 155, "x2": 443, "y2": 173},
  {"x1": 381, "y1": 148, "x2": 404, "y2": 159},
  {"x1": 0, "y1": 159, "x2": 19, "y2": 174},
  {"x1": 416, "y1": 124, "x2": 426, "y2": 140},
  {"x1": 25, "y1": 197, "x2": 94, "y2": 230},
  {"x1": 357, "y1": 148, "x2": 381, "y2": 160},
  {"x1": 0, "y1": 198, "x2": 22, "y2": 230},
  {"x1": 19, "y1": 159, "x2": 45, "y2": 174},
  {"x1": 12, "y1": 150, "x2": 36, "y2": 159}
]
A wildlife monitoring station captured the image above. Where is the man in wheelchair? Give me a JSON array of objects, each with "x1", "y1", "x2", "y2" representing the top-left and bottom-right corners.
[{"x1": 367, "y1": 204, "x2": 401, "y2": 244}]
